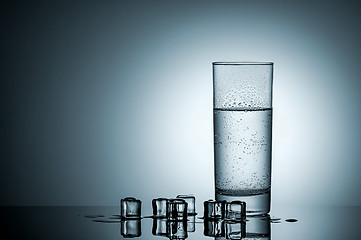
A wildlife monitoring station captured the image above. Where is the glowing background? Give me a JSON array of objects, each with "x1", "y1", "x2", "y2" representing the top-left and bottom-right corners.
[{"x1": 1, "y1": 1, "x2": 361, "y2": 212}]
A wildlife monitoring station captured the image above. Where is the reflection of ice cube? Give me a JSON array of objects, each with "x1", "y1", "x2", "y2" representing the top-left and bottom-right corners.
[
  {"x1": 152, "y1": 198, "x2": 169, "y2": 218},
  {"x1": 121, "y1": 219, "x2": 142, "y2": 238},
  {"x1": 168, "y1": 199, "x2": 188, "y2": 220},
  {"x1": 121, "y1": 197, "x2": 142, "y2": 219},
  {"x1": 225, "y1": 201, "x2": 246, "y2": 221},
  {"x1": 204, "y1": 200, "x2": 226, "y2": 219},
  {"x1": 167, "y1": 220, "x2": 188, "y2": 239},
  {"x1": 152, "y1": 218, "x2": 168, "y2": 236},
  {"x1": 204, "y1": 218, "x2": 224, "y2": 237},
  {"x1": 176, "y1": 195, "x2": 196, "y2": 215},
  {"x1": 187, "y1": 215, "x2": 196, "y2": 233},
  {"x1": 225, "y1": 221, "x2": 246, "y2": 239}
]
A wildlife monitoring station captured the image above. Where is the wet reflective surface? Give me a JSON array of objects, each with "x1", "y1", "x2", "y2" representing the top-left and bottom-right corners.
[{"x1": 1, "y1": 206, "x2": 361, "y2": 239}]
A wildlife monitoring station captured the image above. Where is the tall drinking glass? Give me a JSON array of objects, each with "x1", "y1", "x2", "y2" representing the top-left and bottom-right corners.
[{"x1": 213, "y1": 62, "x2": 273, "y2": 215}]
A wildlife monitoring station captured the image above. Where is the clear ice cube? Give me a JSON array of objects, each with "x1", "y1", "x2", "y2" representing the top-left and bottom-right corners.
[
  {"x1": 152, "y1": 198, "x2": 169, "y2": 218},
  {"x1": 176, "y1": 195, "x2": 196, "y2": 215},
  {"x1": 225, "y1": 201, "x2": 246, "y2": 221},
  {"x1": 168, "y1": 199, "x2": 188, "y2": 220},
  {"x1": 121, "y1": 197, "x2": 142, "y2": 219},
  {"x1": 204, "y1": 200, "x2": 226, "y2": 219}
]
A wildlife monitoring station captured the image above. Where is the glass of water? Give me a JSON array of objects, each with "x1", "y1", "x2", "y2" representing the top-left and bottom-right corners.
[{"x1": 213, "y1": 62, "x2": 273, "y2": 215}]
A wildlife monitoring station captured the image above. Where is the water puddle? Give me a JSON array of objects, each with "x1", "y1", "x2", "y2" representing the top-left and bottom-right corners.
[{"x1": 285, "y1": 218, "x2": 298, "y2": 222}]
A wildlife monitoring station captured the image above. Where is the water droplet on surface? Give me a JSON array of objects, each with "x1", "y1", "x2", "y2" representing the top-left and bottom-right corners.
[
  {"x1": 285, "y1": 218, "x2": 298, "y2": 222},
  {"x1": 93, "y1": 220, "x2": 121, "y2": 223},
  {"x1": 84, "y1": 215, "x2": 104, "y2": 218}
]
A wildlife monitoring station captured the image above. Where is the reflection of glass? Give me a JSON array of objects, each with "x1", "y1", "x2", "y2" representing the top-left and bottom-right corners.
[
  {"x1": 213, "y1": 62, "x2": 273, "y2": 215},
  {"x1": 245, "y1": 215, "x2": 271, "y2": 240},
  {"x1": 210, "y1": 215, "x2": 270, "y2": 240},
  {"x1": 121, "y1": 219, "x2": 142, "y2": 238}
]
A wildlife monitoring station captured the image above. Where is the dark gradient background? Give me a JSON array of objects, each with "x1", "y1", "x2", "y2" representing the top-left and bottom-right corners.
[{"x1": 1, "y1": 0, "x2": 361, "y2": 213}]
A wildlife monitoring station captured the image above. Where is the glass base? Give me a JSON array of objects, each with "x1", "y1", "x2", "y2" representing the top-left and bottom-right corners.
[{"x1": 215, "y1": 191, "x2": 270, "y2": 216}]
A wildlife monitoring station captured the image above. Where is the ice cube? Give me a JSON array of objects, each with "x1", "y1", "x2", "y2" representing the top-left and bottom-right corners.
[
  {"x1": 168, "y1": 198, "x2": 188, "y2": 220},
  {"x1": 204, "y1": 200, "x2": 226, "y2": 219},
  {"x1": 121, "y1": 219, "x2": 142, "y2": 238},
  {"x1": 176, "y1": 195, "x2": 196, "y2": 215},
  {"x1": 121, "y1": 197, "x2": 142, "y2": 219},
  {"x1": 152, "y1": 198, "x2": 169, "y2": 218},
  {"x1": 225, "y1": 201, "x2": 246, "y2": 221}
]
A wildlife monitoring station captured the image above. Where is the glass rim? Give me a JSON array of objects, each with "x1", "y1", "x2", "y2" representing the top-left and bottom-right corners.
[{"x1": 212, "y1": 61, "x2": 273, "y2": 65}]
